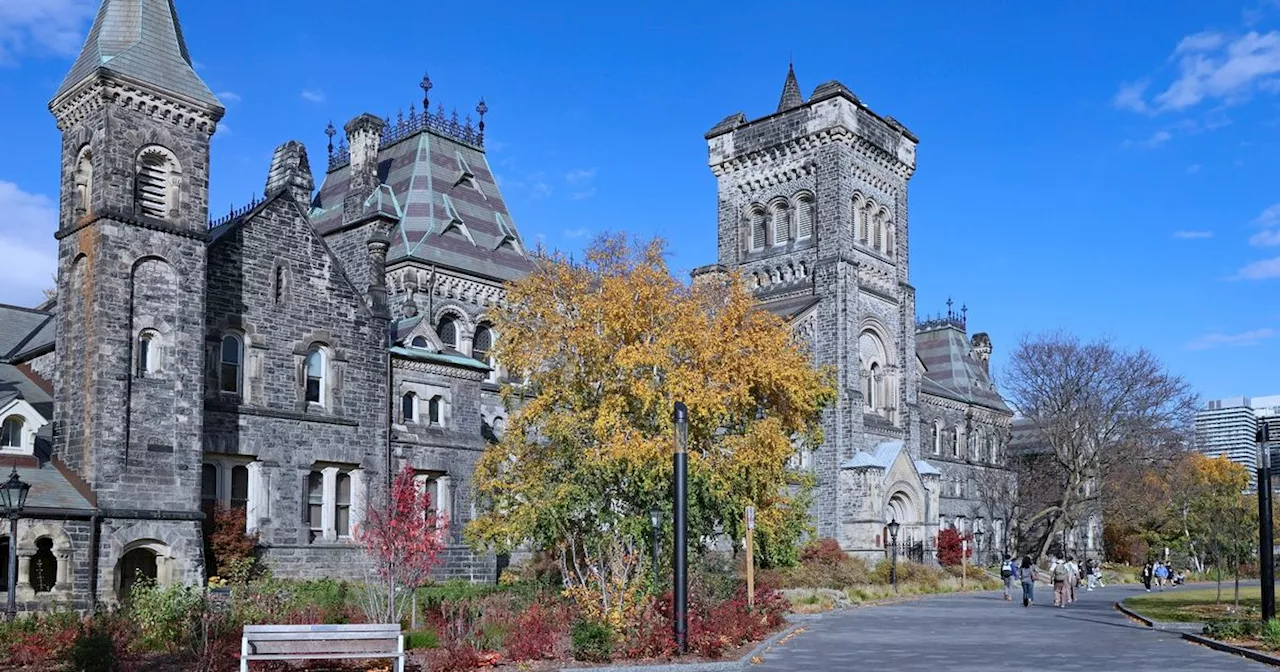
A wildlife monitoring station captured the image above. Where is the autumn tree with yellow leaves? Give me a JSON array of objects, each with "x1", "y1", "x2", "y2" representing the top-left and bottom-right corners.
[{"x1": 466, "y1": 235, "x2": 834, "y2": 614}]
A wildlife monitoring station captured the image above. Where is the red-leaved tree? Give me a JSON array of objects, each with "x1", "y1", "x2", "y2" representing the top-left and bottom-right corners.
[
  {"x1": 936, "y1": 528, "x2": 973, "y2": 567},
  {"x1": 356, "y1": 464, "x2": 447, "y2": 623}
]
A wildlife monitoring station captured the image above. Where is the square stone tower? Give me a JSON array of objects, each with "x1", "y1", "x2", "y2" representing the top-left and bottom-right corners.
[
  {"x1": 49, "y1": 0, "x2": 225, "y2": 594},
  {"x1": 705, "y1": 67, "x2": 933, "y2": 555}
]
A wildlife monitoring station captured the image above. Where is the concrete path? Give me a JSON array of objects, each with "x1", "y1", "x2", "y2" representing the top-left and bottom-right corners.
[{"x1": 758, "y1": 581, "x2": 1270, "y2": 671}]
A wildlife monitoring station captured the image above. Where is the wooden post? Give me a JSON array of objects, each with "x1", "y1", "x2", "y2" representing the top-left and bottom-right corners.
[
  {"x1": 961, "y1": 539, "x2": 967, "y2": 590},
  {"x1": 746, "y1": 506, "x2": 755, "y2": 607}
]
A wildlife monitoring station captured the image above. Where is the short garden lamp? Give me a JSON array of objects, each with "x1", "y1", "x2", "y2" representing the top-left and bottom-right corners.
[
  {"x1": 887, "y1": 518, "x2": 900, "y2": 592},
  {"x1": 0, "y1": 468, "x2": 30, "y2": 621},
  {"x1": 649, "y1": 506, "x2": 662, "y2": 589}
]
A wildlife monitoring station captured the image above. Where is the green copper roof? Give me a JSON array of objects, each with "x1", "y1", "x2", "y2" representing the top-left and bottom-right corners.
[
  {"x1": 53, "y1": 0, "x2": 222, "y2": 110},
  {"x1": 389, "y1": 346, "x2": 491, "y2": 372}
]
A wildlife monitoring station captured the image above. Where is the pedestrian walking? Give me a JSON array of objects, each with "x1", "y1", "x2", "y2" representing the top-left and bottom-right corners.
[
  {"x1": 1141, "y1": 561, "x2": 1153, "y2": 592},
  {"x1": 1154, "y1": 561, "x2": 1168, "y2": 591},
  {"x1": 1020, "y1": 556, "x2": 1035, "y2": 607},
  {"x1": 1084, "y1": 558, "x2": 1096, "y2": 591},
  {"x1": 1000, "y1": 555, "x2": 1017, "y2": 601},
  {"x1": 1094, "y1": 561, "x2": 1106, "y2": 588},
  {"x1": 1052, "y1": 557, "x2": 1070, "y2": 607},
  {"x1": 1066, "y1": 556, "x2": 1079, "y2": 604}
]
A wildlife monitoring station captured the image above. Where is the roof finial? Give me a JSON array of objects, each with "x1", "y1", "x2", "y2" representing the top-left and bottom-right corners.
[
  {"x1": 476, "y1": 97, "x2": 488, "y2": 144},
  {"x1": 777, "y1": 60, "x2": 804, "y2": 112},
  {"x1": 961, "y1": 304, "x2": 968, "y2": 327},
  {"x1": 325, "y1": 121, "x2": 336, "y2": 158},
  {"x1": 946, "y1": 297, "x2": 954, "y2": 318},
  {"x1": 421, "y1": 72, "x2": 433, "y2": 111}
]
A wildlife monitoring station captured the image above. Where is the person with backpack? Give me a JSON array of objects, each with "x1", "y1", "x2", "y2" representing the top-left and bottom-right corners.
[
  {"x1": 1065, "y1": 556, "x2": 1080, "y2": 604},
  {"x1": 1141, "y1": 561, "x2": 1153, "y2": 592},
  {"x1": 1020, "y1": 556, "x2": 1036, "y2": 607},
  {"x1": 1000, "y1": 555, "x2": 1017, "y2": 601},
  {"x1": 1052, "y1": 556, "x2": 1071, "y2": 607}
]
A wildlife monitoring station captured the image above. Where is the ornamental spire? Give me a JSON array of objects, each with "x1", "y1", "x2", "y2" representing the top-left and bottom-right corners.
[{"x1": 777, "y1": 61, "x2": 804, "y2": 113}]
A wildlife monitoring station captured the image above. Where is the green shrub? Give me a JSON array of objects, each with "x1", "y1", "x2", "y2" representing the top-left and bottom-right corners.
[
  {"x1": 127, "y1": 578, "x2": 204, "y2": 651},
  {"x1": 405, "y1": 629, "x2": 440, "y2": 650},
  {"x1": 1262, "y1": 619, "x2": 1280, "y2": 650},
  {"x1": 571, "y1": 620, "x2": 614, "y2": 663},
  {"x1": 1205, "y1": 619, "x2": 1260, "y2": 640},
  {"x1": 67, "y1": 622, "x2": 116, "y2": 672}
]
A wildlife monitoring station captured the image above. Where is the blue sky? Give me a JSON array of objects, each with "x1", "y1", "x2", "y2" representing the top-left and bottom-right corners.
[{"x1": 2, "y1": 0, "x2": 1280, "y2": 401}]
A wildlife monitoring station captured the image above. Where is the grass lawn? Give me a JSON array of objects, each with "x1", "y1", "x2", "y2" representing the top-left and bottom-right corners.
[{"x1": 1123, "y1": 586, "x2": 1261, "y2": 622}]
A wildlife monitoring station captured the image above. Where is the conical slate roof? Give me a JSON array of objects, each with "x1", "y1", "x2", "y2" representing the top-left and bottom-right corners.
[
  {"x1": 52, "y1": 0, "x2": 221, "y2": 110},
  {"x1": 777, "y1": 64, "x2": 804, "y2": 112}
]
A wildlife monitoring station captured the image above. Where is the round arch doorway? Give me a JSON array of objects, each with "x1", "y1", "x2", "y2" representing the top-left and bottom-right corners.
[{"x1": 116, "y1": 546, "x2": 160, "y2": 601}]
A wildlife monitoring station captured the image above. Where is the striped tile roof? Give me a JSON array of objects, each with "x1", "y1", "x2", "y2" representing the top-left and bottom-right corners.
[
  {"x1": 311, "y1": 127, "x2": 533, "y2": 283},
  {"x1": 915, "y1": 324, "x2": 1010, "y2": 413}
]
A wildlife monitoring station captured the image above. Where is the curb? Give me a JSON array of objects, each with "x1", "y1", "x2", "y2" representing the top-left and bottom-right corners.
[
  {"x1": 1113, "y1": 600, "x2": 1206, "y2": 632},
  {"x1": 1182, "y1": 632, "x2": 1280, "y2": 667},
  {"x1": 1114, "y1": 601, "x2": 1154, "y2": 627},
  {"x1": 557, "y1": 622, "x2": 805, "y2": 672}
]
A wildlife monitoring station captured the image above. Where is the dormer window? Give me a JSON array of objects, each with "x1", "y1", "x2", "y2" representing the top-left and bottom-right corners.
[
  {"x1": 135, "y1": 146, "x2": 180, "y2": 221},
  {"x1": 411, "y1": 336, "x2": 429, "y2": 349},
  {"x1": 0, "y1": 417, "x2": 21, "y2": 449}
]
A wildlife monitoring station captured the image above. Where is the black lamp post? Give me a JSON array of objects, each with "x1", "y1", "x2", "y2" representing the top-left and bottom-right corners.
[
  {"x1": 0, "y1": 468, "x2": 30, "y2": 621},
  {"x1": 1258, "y1": 423, "x2": 1275, "y2": 622},
  {"x1": 974, "y1": 529, "x2": 986, "y2": 568},
  {"x1": 672, "y1": 402, "x2": 689, "y2": 655},
  {"x1": 649, "y1": 506, "x2": 662, "y2": 590},
  {"x1": 887, "y1": 518, "x2": 900, "y2": 592}
]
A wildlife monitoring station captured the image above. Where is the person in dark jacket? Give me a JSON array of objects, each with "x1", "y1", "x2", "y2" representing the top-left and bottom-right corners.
[
  {"x1": 1141, "y1": 561, "x2": 1153, "y2": 592},
  {"x1": 1019, "y1": 556, "x2": 1036, "y2": 607}
]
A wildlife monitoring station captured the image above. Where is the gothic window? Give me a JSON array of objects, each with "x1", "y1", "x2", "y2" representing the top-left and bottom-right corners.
[
  {"x1": 933, "y1": 421, "x2": 942, "y2": 455},
  {"x1": 29, "y1": 538, "x2": 56, "y2": 593},
  {"x1": 306, "y1": 471, "x2": 324, "y2": 541},
  {"x1": 770, "y1": 200, "x2": 790, "y2": 246},
  {"x1": 858, "y1": 199, "x2": 873, "y2": 243},
  {"x1": 335, "y1": 472, "x2": 352, "y2": 538},
  {"x1": 74, "y1": 146, "x2": 93, "y2": 217},
  {"x1": 952, "y1": 426, "x2": 960, "y2": 458},
  {"x1": 473, "y1": 324, "x2": 493, "y2": 365},
  {"x1": 220, "y1": 334, "x2": 242, "y2": 395},
  {"x1": 437, "y1": 314, "x2": 459, "y2": 349},
  {"x1": 428, "y1": 396, "x2": 443, "y2": 426},
  {"x1": 795, "y1": 192, "x2": 815, "y2": 240},
  {"x1": 411, "y1": 336, "x2": 429, "y2": 349},
  {"x1": 402, "y1": 392, "x2": 418, "y2": 423},
  {"x1": 858, "y1": 330, "x2": 887, "y2": 415},
  {"x1": 0, "y1": 417, "x2": 22, "y2": 449},
  {"x1": 135, "y1": 146, "x2": 180, "y2": 221},
  {"x1": 305, "y1": 347, "x2": 326, "y2": 405},
  {"x1": 866, "y1": 363, "x2": 879, "y2": 410},
  {"x1": 137, "y1": 330, "x2": 159, "y2": 377},
  {"x1": 874, "y1": 214, "x2": 884, "y2": 252},
  {"x1": 748, "y1": 206, "x2": 767, "y2": 251}
]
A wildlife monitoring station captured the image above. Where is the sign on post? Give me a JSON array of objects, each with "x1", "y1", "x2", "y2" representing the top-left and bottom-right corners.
[{"x1": 745, "y1": 506, "x2": 755, "y2": 607}]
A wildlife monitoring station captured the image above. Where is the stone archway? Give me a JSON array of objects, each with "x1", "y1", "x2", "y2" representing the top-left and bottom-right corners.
[
  {"x1": 115, "y1": 539, "x2": 171, "y2": 601},
  {"x1": 884, "y1": 490, "x2": 919, "y2": 546}
]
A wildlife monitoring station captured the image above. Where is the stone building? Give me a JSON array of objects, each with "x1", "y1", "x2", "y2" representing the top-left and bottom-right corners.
[
  {"x1": 697, "y1": 66, "x2": 1015, "y2": 561},
  {"x1": 0, "y1": 0, "x2": 524, "y2": 610}
]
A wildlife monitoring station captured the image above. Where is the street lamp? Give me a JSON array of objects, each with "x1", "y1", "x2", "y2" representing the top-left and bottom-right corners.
[
  {"x1": 1258, "y1": 423, "x2": 1275, "y2": 622},
  {"x1": 887, "y1": 519, "x2": 900, "y2": 593},
  {"x1": 649, "y1": 507, "x2": 662, "y2": 590},
  {"x1": 0, "y1": 468, "x2": 30, "y2": 621},
  {"x1": 974, "y1": 529, "x2": 986, "y2": 569},
  {"x1": 672, "y1": 402, "x2": 689, "y2": 655}
]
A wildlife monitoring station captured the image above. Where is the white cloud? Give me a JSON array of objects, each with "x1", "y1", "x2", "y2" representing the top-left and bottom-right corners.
[
  {"x1": 0, "y1": 181, "x2": 58, "y2": 305},
  {"x1": 301, "y1": 89, "x2": 325, "y2": 103},
  {"x1": 1127, "y1": 30, "x2": 1280, "y2": 113},
  {"x1": 1175, "y1": 31, "x2": 1227, "y2": 54},
  {"x1": 1255, "y1": 204, "x2": 1280, "y2": 226},
  {"x1": 1121, "y1": 130, "x2": 1172, "y2": 149},
  {"x1": 565, "y1": 168, "x2": 596, "y2": 185},
  {"x1": 217, "y1": 91, "x2": 241, "y2": 104},
  {"x1": 570, "y1": 188, "x2": 597, "y2": 201},
  {"x1": 563, "y1": 227, "x2": 590, "y2": 239},
  {"x1": 1185, "y1": 327, "x2": 1277, "y2": 350},
  {"x1": 1187, "y1": 163, "x2": 1202, "y2": 174},
  {"x1": 1114, "y1": 80, "x2": 1151, "y2": 113},
  {"x1": 1172, "y1": 230, "x2": 1213, "y2": 239},
  {"x1": 0, "y1": 0, "x2": 95, "y2": 65},
  {"x1": 1233, "y1": 256, "x2": 1280, "y2": 279},
  {"x1": 1252, "y1": 229, "x2": 1280, "y2": 246}
]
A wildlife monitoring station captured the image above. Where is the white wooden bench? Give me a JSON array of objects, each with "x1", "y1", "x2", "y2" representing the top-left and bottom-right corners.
[{"x1": 240, "y1": 623, "x2": 405, "y2": 672}]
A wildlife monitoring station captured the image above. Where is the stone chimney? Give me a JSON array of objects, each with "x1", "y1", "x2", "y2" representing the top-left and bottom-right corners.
[
  {"x1": 366, "y1": 224, "x2": 391, "y2": 321},
  {"x1": 264, "y1": 140, "x2": 315, "y2": 211},
  {"x1": 343, "y1": 113, "x2": 385, "y2": 222},
  {"x1": 971, "y1": 332, "x2": 992, "y2": 375}
]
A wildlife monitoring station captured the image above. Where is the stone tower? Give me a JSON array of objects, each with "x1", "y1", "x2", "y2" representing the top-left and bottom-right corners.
[
  {"x1": 49, "y1": 0, "x2": 224, "y2": 591},
  {"x1": 705, "y1": 68, "x2": 935, "y2": 555}
]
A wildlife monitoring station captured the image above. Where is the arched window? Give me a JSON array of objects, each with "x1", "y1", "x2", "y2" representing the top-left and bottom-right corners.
[
  {"x1": 74, "y1": 146, "x2": 93, "y2": 217},
  {"x1": 770, "y1": 200, "x2": 790, "y2": 246},
  {"x1": 795, "y1": 193, "x2": 815, "y2": 240},
  {"x1": 472, "y1": 325, "x2": 493, "y2": 364},
  {"x1": 874, "y1": 214, "x2": 884, "y2": 252},
  {"x1": 0, "y1": 417, "x2": 22, "y2": 449},
  {"x1": 219, "y1": 334, "x2": 242, "y2": 395},
  {"x1": 305, "y1": 347, "x2": 326, "y2": 405},
  {"x1": 410, "y1": 336, "x2": 428, "y2": 349},
  {"x1": 30, "y1": 538, "x2": 56, "y2": 593},
  {"x1": 933, "y1": 421, "x2": 942, "y2": 454},
  {"x1": 437, "y1": 315, "x2": 458, "y2": 349},
  {"x1": 866, "y1": 362, "x2": 879, "y2": 410},
  {"x1": 858, "y1": 199, "x2": 871, "y2": 243},
  {"x1": 402, "y1": 392, "x2": 418, "y2": 423},
  {"x1": 231, "y1": 465, "x2": 249, "y2": 510},
  {"x1": 858, "y1": 330, "x2": 887, "y2": 414},
  {"x1": 137, "y1": 330, "x2": 158, "y2": 377},
  {"x1": 952, "y1": 426, "x2": 961, "y2": 458},
  {"x1": 135, "y1": 146, "x2": 180, "y2": 221},
  {"x1": 428, "y1": 396, "x2": 443, "y2": 426},
  {"x1": 885, "y1": 225, "x2": 896, "y2": 258},
  {"x1": 748, "y1": 206, "x2": 766, "y2": 251}
]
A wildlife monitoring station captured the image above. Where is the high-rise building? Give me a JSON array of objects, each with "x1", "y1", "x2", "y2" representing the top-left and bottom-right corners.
[{"x1": 1194, "y1": 396, "x2": 1280, "y2": 474}]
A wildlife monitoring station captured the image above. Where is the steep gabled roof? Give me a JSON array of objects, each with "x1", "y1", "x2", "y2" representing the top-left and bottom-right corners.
[
  {"x1": 915, "y1": 324, "x2": 1010, "y2": 413},
  {"x1": 0, "y1": 305, "x2": 55, "y2": 363},
  {"x1": 311, "y1": 127, "x2": 533, "y2": 282},
  {"x1": 53, "y1": 0, "x2": 222, "y2": 110}
]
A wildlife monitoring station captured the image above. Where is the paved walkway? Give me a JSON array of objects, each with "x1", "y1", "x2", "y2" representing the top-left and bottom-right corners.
[{"x1": 758, "y1": 581, "x2": 1270, "y2": 671}]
